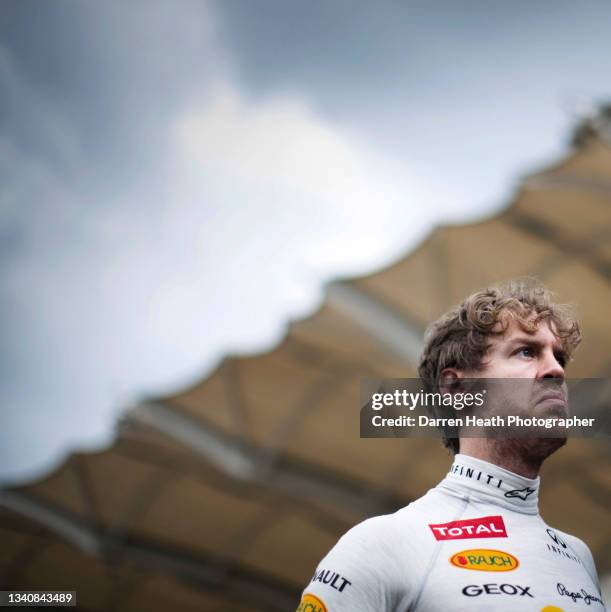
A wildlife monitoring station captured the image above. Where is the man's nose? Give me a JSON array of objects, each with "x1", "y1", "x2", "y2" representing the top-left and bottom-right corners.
[{"x1": 538, "y1": 350, "x2": 565, "y2": 380}]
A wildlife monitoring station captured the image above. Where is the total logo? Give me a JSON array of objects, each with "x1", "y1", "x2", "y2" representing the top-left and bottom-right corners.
[
  {"x1": 429, "y1": 515, "x2": 507, "y2": 541},
  {"x1": 462, "y1": 583, "x2": 533, "y2": 598},
  {"x1": 450, "y1": 549, "x2": 519, "y2": 572}
]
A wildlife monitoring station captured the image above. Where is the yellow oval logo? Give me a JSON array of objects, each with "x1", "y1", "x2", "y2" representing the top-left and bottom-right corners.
[
  {"x1": 297, "y1": 593, "x2": 327, "y2": 612},
  {"x1": 541, "y1": 607, "x2": 565, "y2": 612},
  {"x1": 450, "y1": 549, "x2": 519, "y2": 571}
]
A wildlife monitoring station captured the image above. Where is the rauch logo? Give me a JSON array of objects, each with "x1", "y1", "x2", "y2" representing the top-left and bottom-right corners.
[
  {"x1": 297, "y1": 593, "x2": 327, "y2": 612},
  {"x1": 450, "y1": 549, "x2": 519, "y2": 572}
]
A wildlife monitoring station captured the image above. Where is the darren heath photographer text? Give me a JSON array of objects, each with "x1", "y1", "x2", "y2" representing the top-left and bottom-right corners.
[{"x1": 370, "y1": 414, "x2": 595, "y2": 428}]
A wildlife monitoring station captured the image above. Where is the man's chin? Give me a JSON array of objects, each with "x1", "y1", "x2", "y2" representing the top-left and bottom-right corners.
[
  {"x1": 534, "y1": 399, "x2": 569, "y2": 420},
  {"x1": 488, "y1": 437, "x2": 567, "y2": 471}
]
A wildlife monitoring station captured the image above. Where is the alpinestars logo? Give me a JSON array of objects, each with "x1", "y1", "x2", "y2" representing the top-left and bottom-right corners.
[
  {"x1": 429, "y1": 515, "x2": 507, "y2": 541},
  {"x1": 504, "y1": 487, "x2": 536, "y2": 501}
]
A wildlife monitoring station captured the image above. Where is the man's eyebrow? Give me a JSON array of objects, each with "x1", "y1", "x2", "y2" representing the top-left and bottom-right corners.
[
  {"x1": 507, "y1": 336, "x2": 542, "y2": 347},
  {"x1": 508, "y1": 336, "x2": 567, "y2": 356}
]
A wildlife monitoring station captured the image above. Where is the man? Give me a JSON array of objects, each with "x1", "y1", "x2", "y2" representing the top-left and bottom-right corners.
[{"x1": 297, "y1": 280, "x2": 604, "y2": 611}]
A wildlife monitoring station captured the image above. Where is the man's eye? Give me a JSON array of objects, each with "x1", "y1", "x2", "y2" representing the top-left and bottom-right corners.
[
  {"x1": 518, "y1": 347, "x2": 534, "y2": 357},
  {"x1": 555, "y1": 353, "x2": 567, "y2": 368}
]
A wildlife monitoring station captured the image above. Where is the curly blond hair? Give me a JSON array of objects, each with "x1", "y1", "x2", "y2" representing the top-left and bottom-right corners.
[{"x1": 417, "y1": 279, "x2": 581, "y2": 454}]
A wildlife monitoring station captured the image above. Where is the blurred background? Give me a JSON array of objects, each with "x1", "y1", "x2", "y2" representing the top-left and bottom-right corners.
[{"x1": 1, "y1": 1, "x2": 610, "y2": 610}]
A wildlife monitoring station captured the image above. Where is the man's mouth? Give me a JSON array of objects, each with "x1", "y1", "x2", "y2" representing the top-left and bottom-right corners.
[
  {"x1": 534, "y1": 391, "x2": 569, "y2": 418},
  {"x1": 536, "y1": 391, "x2": 566, "y2": 405}
]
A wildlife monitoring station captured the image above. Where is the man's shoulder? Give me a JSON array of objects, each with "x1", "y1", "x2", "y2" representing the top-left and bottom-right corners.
[
  {"x1": 550, "y1": 526, "x2": 594, "y2": 558},
  {"x1": 546, "y1": 525, "x2": 601, "y2": 588},
  {"x1": 331, "y1": 507, "x2": 412, "y2": 554},
  {"x1": 300, "y1": 497, "x2": 439, "y2": 610},
  {"x1": 333, "y1": 486, "x2": 458, "y2": 551},
  {"x1": 299, "y1": 486, "x2": 485, "y2": 610}
]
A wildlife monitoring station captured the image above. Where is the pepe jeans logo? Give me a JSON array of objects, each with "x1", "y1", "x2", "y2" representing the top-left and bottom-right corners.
[
  {"x1": 429, "y1": 515, "x2": 507, "y2": 541},
  {"x1": 557, "y1": 583, "x2": 604, "y2": 606},
  {"x1": 504, "y1": 486, "x2": 536, "y2": 501},
  {"x1": 450, "y1": 549, "x2": 519, "y2": 572}
]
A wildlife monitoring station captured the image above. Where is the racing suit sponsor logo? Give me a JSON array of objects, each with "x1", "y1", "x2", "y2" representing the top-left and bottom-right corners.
[
  {"x1": 557, "y1": 583, "x2": 604, "y2": 606},
  {"x1": 429, "y1": 515, "x2": 507, "y2": 541},
  {"x1": 504, "y1": 486, "x2": 536, "y2": 500},
  {"x1": 450, "y1": 462, "x2": 539, "y2": 500},
  {"x1": 450, "y1": 549, "x2": 519, "y2": 571},
  {"x1": 450, "y1": 463, "x2": 506, "y2": 490},
  {"x1": 462, "y1": 583, "x2": 533, "y2": 597},
  {"x1": 297, "y1": 593, "x2": 327, "y2": 612},
  {"x1": 311, "y1": 568, "x2": 352, "y2": 593},
  {"x1": 546, "y1": 528, "x2": 582, "y2": 564},
  {"x1": 547, "y1": 528, "x2": 568, "y2": 548}
]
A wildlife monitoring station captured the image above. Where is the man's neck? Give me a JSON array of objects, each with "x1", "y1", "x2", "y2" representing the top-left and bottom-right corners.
[{"x1": 458, "y1": 437, "x2": 566, "y2": 479}]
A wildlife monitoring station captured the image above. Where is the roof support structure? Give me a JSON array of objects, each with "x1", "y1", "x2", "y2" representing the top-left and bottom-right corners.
[
  {"x1": 122, "y1": 401, "x2": 405, "y2": 518},
  {"x1": 524, "y1": 173, "x2": 611, "y2": 196},
  {"x1": 0, "y1": 491, "x2": 299, "y2": 611},
  {"x1": 0, "y1": 490, "x2": 101, "y2": 556},
  {"x1": 327, "y1": 281, "x2": 424, "y2": 363},
  {"x1": 506, "y1": 210, "x2": 611, "y2": 282},
  {"x1": 125, "y1": 401, "x2": 257, "y2": 481}
]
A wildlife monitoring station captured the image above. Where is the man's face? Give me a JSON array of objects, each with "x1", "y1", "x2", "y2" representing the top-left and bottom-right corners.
[
  {"x1": 475, "y1": 316, "x2": 569, "y2": 422},
  {"x1": 477, "y1": 315, "x2": 567, "y2": 381},
  {"x1": 441, "y1": 312, "x2": 572, "y2": 460},
  {"x1": 444, "y1": 314, "x2": 569, "y2": 439}
]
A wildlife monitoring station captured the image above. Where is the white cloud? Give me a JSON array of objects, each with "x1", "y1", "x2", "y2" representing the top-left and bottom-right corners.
[
  {"x1": 173, "y1": 85, "x2": 446, "y2": 274},
  {"x1": 0, "y1": 3, "x2": 490, "y2": 484}
]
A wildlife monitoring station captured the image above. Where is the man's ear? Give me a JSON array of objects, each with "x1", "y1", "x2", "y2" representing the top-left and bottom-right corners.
[{"x1": 439, "y1": 368, "x2": 463, "y2": 396}]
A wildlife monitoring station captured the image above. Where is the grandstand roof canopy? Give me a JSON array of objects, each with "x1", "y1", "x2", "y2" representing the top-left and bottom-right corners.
[{"x1": 2, "y1": 108, "x2": 611, "y2": 611}]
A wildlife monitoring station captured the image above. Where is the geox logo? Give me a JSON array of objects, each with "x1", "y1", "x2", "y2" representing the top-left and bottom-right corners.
[{"x1": 462, "y1": 583, "x2": 533, "y2": 597}]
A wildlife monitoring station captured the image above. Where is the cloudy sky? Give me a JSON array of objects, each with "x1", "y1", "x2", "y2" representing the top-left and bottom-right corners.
[{"x1": 2, "y1": 0, "x2": 611, "y2": 483}]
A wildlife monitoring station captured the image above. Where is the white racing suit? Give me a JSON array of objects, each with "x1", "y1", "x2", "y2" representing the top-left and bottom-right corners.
[{"x1": 298, "y1": 454, "x2": 605, "y2": 611}]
